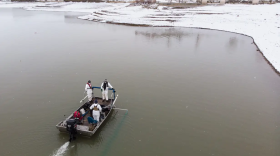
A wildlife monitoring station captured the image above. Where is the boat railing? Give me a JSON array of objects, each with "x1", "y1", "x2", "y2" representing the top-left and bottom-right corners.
[{"x1": 92, "y1": 86, "x2": 116, "y2": 100}]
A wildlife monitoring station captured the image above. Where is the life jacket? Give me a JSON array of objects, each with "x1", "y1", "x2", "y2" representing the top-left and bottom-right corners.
[
  {"x1": 102, "y1": 81, "x2": 108, "y2": 90},
  {"x1": 87, "y1": 83, "x2": 92, "y2": 89},
  {"x1": 93, "y1": 104, "x2": 99, "y2": 111},
  {"x1": 73, "y1": 111, "x2": 82, "y2": 120}
]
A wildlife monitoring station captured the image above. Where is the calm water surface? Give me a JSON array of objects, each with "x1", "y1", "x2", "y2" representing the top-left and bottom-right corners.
[{"x1": 0, "y1": 8, "x2": 280, "y2": 156}]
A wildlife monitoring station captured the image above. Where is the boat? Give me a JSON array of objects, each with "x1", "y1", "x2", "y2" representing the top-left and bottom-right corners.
[{"x1": 56, "y1": 86, "x2": 118, "y2": 137}]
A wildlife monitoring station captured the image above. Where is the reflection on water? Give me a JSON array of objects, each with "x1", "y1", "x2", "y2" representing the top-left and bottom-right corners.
[
  {"x1": 135, "y1": 28, "x2": 192, "y2": 40},
  {"x1": 227, "y1": 37, "x2": 238, "y2": 50},
  {"x1": 135, "y1": 28, "x2": 194, "y2": 47},
  {"x1": 195, "y1": 34, "x2": 200, "y2": 49},
  {"x1": 135, "y1": 28, "x2": 241, "y2": 51}
]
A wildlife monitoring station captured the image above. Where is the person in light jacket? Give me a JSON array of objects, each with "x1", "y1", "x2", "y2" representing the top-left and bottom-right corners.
[
  {"x1": 90, "y1": 99, "x2": 102, "y2": 123},
  {"x1": 101, "y1": 79, "x2": 114, "y2": 102},
  {"x1": 85, "y1": 80, "x2": 93, "y2": 102}
]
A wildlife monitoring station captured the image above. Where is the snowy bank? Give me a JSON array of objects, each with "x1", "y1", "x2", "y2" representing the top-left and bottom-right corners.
[
  {"x1": 0, "y1": 2, "x2": 121, "y2": 13},
  {"x1": 78, "y1": 4, "x2": 280, "y2": 73},
  {"x1": 24, "y1": 2, "x2": 123, "y2": 13},
  {"x1": 1, "y1": 2, "x2": 279, "y2": 73}
]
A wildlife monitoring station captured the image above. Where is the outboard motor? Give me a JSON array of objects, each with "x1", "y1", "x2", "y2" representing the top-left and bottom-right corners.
[{"x1": 66, "y1": 119, "x2": 77, "y2": 142}]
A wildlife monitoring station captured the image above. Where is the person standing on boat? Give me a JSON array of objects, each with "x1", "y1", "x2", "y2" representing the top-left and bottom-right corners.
[
  {"x1": 90, "y1": 99, "x2": 102, "y2": 123},
  {"x1": 85, "y1": 80, "x2": 93, "y2": 102},
  {"x1": 101, "y1": 79, "x2": 114, "y2": 102}
]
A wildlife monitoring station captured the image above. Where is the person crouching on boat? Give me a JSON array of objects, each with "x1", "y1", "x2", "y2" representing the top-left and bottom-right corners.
[
  {"x1": 85, "y1": 80, "x2": 93, "y2": 103},
  {"x1": 90, "y1": 99, "x2": 102, "y2": 123},
  {"x1": 73, "y1": 110, "x2": 82, "y2": 121},
  {"x1": 101, "y1": 79, "x2": 114, "y2": 102}
]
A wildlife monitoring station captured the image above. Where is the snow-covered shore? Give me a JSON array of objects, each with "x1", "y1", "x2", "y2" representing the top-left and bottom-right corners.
[{"x1": 1, "y1": 2, "x2": 279, "y2": 73}]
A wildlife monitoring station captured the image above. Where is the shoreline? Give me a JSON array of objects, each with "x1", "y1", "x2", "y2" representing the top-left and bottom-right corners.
[
  {"x1": 1, "y1": 2, "x2": 279, "y2": 75},
  {"x1": 102, "y1": 18, "x2": 280, "y2": 76}
]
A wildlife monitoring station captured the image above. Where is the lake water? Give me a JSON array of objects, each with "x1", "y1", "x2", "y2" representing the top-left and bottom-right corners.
[{"x1": 0, "y1": 8, "x2": 280, "y2": 156}]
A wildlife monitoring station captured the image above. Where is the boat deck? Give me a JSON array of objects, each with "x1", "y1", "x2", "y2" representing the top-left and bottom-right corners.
[
  {"x1": 57, "y1": 97, "x2": 114, "y2": 133},
  {"x1": 81, "y1": 98, "x2": 111, "y2": 126}
]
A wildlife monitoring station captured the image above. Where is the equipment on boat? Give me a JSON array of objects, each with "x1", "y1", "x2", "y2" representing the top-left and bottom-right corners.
[{"x1": 80, "y1": 108, "x2": 85, "y2": 115}]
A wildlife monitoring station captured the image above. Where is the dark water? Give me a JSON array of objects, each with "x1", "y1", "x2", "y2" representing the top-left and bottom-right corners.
[{"x1": 0, "y1": 8, "x2": 280, "y2": 156}]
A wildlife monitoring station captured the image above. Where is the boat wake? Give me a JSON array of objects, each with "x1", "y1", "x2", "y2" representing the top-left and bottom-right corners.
[{"x1": 51, "y1": 142, "x2": 70, "y2": 156}]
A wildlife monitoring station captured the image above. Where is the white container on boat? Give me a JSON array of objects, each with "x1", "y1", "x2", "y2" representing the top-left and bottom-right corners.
[{"x1": 80, "y1": 108, "x2": 85, "y2": 115}]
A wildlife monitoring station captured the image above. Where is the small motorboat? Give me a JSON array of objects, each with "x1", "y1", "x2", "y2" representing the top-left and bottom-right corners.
[{"x1": 56, "y1": 86, "x2": 118, "y2": 137}]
